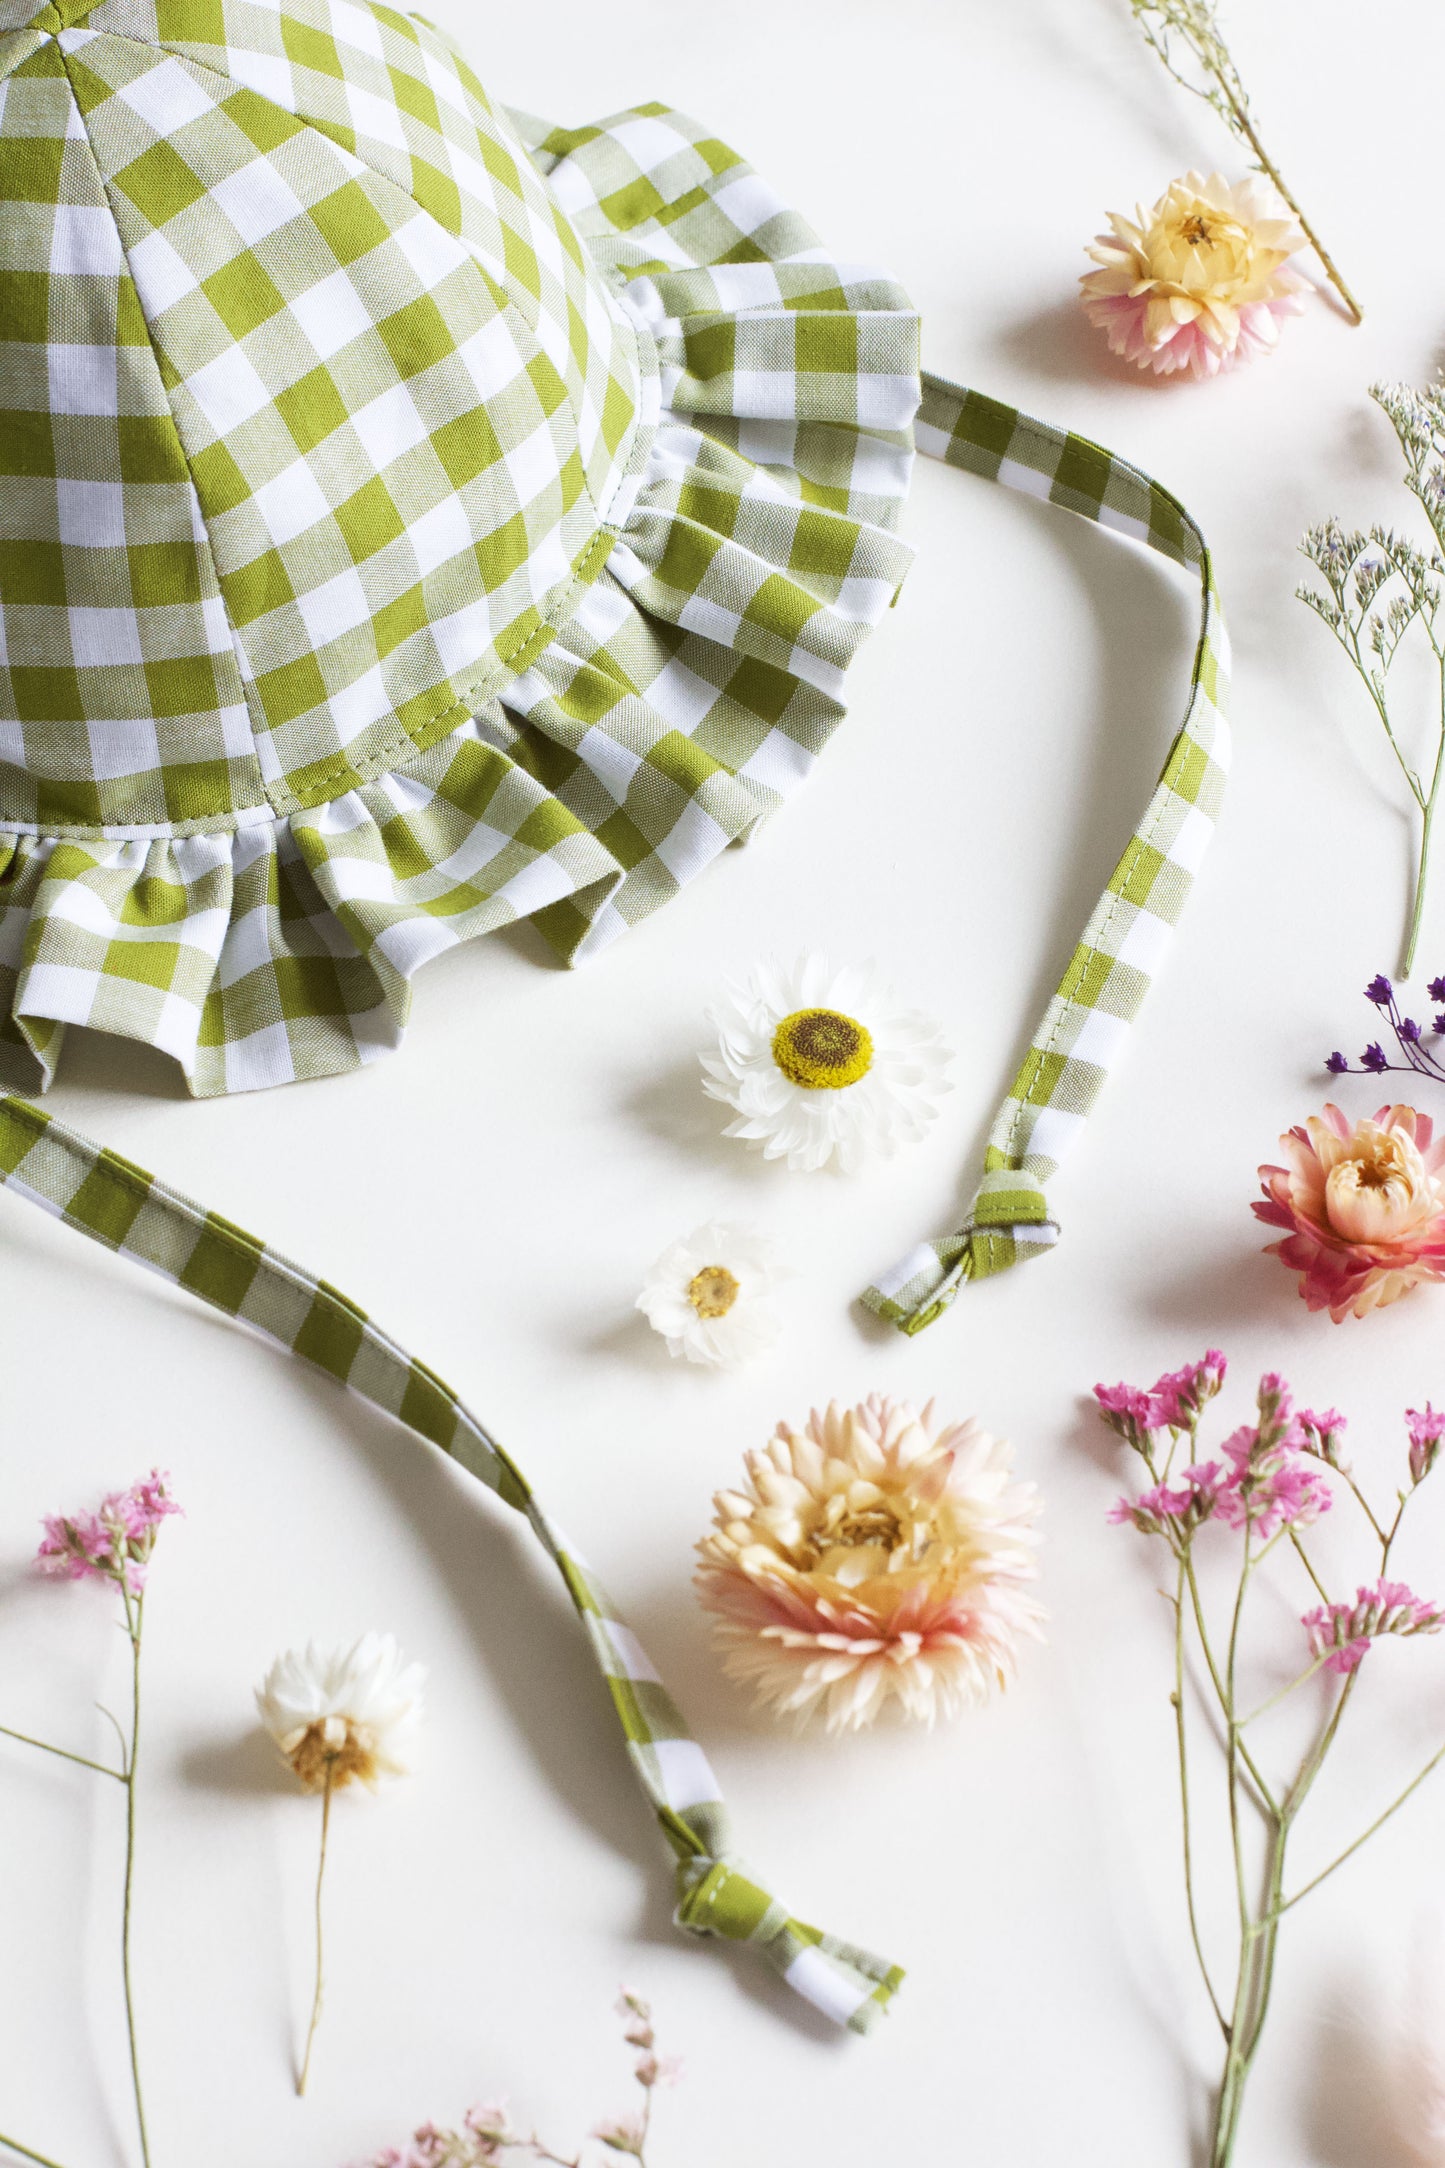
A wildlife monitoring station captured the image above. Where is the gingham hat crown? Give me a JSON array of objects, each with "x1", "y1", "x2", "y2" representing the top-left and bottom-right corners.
[
  {"x1": 0, "y1": 0, "x2": 641, "y2": 832},
  {"x1": 0, "y1": 0, "x2": 1231, "y2": 1346}
]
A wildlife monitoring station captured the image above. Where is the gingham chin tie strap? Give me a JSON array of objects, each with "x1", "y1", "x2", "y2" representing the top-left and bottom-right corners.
[
  {"x1": 0, "y1": 1094, "x2": 901, "y2": 2037},
  {"x1": 861, "y1": 378, "x2": 1230, "y2": 1336}
]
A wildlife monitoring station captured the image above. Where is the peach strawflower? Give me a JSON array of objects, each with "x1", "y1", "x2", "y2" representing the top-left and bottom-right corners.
[
  {"x1": 1081, "y1": 171, "x2": 1307, "y2": 380},
  {"x1": 695, "y1": 1396, "x2": 1043, "y2": 1733},
  {"x1": 1254, "y1": 1103, "x2": 1445, "y2": 1321}
]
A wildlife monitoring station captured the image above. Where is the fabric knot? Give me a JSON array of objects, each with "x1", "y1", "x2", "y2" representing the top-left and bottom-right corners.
[
  {"x1": 859, "y1": 1164, "x2": 1060, "y2": 1334},
  {"x1": 672, "y1": 1847, "x2": 905, "y2": 2035},
  {"x1": 674, "y1": 1853, "x2": 779, "y2": 1943}
]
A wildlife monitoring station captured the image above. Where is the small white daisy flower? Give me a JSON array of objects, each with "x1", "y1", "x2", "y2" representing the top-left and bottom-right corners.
[
  {"x1": 636, "y1": 1221, "x2": 785, "y2": 1367},
  {"x1": 255, "y1": 1632, "x2": 426, "y2": 1794},
  {"x1": 700, "y1": 956, "x2": 951, "y2": 1173}
]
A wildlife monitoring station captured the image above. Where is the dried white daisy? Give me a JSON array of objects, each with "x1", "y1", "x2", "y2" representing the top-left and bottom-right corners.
[
  {"x1": 700, "y1": 957, "x2": 951, "y2": 1173},
  {"x1": 636, "y1": 1221, "x2": 785, "y2": 1367},
  {"x1": 255, "y1": 1632, "x2": 426, "y2": 2093}
]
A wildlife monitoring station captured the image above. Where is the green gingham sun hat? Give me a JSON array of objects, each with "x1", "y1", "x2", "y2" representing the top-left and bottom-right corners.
[
  {"x1": 0, "y1": 0, "x2": 1230, "y2": 1329},
  {"x1": 0, "y1": 0, "x2": 1232, "y2": 2044}
]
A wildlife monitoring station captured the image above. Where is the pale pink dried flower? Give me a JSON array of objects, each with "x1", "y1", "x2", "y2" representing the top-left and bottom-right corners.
[
  {"x1": 1081, "y1": 171, "x2": 1307, "y2": 379},
  {"x1": 593, "y1": 2115, "x2": 646, "y2": 2157},
  {"x1": 696, "y1": 1395, "x2": 1044, "y2": 1732}
]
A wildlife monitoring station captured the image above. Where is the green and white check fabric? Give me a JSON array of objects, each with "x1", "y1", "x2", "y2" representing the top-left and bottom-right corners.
[
  {"x1": 861, "y1": 379, "x2": 1230, "y2": 1335},
  {"x1": 0, "y1": 0, "x2": 918, "y2": 1093},
  {"x1": 0, "y1": 1085, "x2": 904, "y2": 2033}
]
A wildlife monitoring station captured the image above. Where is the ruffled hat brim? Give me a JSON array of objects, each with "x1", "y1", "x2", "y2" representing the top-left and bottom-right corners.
[{"x1": 0, "y1": 101, "x2": 918, "y2": 1094}]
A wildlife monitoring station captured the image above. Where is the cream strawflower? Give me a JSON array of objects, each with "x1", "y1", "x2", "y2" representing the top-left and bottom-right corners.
[
  {"x1": 1081, "y1": 171, "x2": 1307, "y2": 379},
  {"x1": 636, "y1": 1220, "x2": 785, "y2": 1367},
  {"x1": 257, "y1": 1632, "x2": 426, "y2": 2094},
  {"x1": 696, "y1": 1395, "x2": 1044, "y2": 1732},
  {"x1": 256, "y1": 1631, "x2": 425, "y2": 1792},
  {"x1": 700, "y1": 956, "x2": 951, "y2": 1174}
]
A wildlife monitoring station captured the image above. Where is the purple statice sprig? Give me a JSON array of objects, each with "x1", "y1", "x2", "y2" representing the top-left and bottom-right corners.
[{"x1": 1325, "y1": 973, "x2": 1445, "y2": 1081}]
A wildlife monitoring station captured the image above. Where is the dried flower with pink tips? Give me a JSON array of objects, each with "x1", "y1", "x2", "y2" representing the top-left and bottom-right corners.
[
  {"x1": 357, "y1": 1991, "x2": 677, "y2": 2168},
  {"x1": 1303, "y1": 1579, "x2": 1445, "y2": 1676},
  {"x1": 1409, "y1": 1405, "x2": 1445, "y2": 1487},
  {"x1": 1080, "y1": 171, "x2": 1306, "y2": 380},
  {"x1": 1254, "y1": 1103, "x2": 1445, "y2": 1321},
  {"x1": 36, "y1": 1467, "x2": 181, "y2": 1594},
  {"x1": 695, "y1": 1394, "x2": 1044, "y2": 1733}
]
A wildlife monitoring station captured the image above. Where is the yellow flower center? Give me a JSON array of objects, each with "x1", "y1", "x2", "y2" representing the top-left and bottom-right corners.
[
  {"x1": 771, "y1": 1007, "x2": 874, "y2": 1090},
  {"x1": 688, "y1": 1265, "x2": 740, "y2": 1319},
  {"x1": 810, "y1": 1503, "x2": 903, "y2": 1556},
  {"x1": 1180, "y1": 213, "x2": 1212, "y2": 245}
]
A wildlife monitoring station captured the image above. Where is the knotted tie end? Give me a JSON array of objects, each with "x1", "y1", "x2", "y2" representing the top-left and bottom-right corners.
[
  {"x1": 672, "y1": 1850, "x2": 904, "y2": 2036},
  {"x1": 859, "y1": 1165, "x2": 1060, "y2": 1334}
]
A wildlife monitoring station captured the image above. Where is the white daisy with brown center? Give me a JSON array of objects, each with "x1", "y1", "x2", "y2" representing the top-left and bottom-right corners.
[
  {"x1": 636, "y1": 1220, "x2": 786, "y2": 1367},
  {"x1": 701, "y1": 956, "x2": 952, "y2": 1173}
]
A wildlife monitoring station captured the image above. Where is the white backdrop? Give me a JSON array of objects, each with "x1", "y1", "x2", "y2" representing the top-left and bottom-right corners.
[{"x1": 3, "y1": 2, "x2": 1445, "y2": 2164}]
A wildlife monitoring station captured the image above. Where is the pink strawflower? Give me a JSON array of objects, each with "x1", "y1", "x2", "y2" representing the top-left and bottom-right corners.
[
  {"x1": 1303, "y1": 1579, "x2": 1445, "y2": 1674},
  {"x1": 1109, "y1": 1463, "x2": 1224, "y2": 1537},
  {"x1": 1408, "y1": 1403, "x2": 1445, "y2": 1487},
  {"x1": 1254, "y1": 1103, "x2": 1445, "y2": 1321},
  {"x1": 1080, "y1": 171, "x2": 1307, "y2": 380},
  {"x1": 36, "y1": 1470, "x2": 181, "y2": 1594}
]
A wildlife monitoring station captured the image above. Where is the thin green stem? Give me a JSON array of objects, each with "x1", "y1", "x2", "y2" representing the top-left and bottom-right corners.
[
  {"x1": 1172, "y1": 1565, "x2": 1228, "y2": 2035},
  {"x1": 0, "y1": 1721, "x2": 124, "y2": 1783},
  {"x1": 297, "y1": 1764, "x2": 335, "y2": 2097},
  {"x1": 1238, "y1": 1657, "x2": 1329, "y2": 1731},
  {"x1": 0, "y1": 2133, "x2": 71, "y2": 2167},
  {"x1": 118, "y1": 1588, "x2": 151, "y2": 2168},
  {"x1": 1182, "y1": 1556, "x2": 1278, "y2": 1814},
  {"x1": 1271, "y1": 1734, "x2": 1445, "y2": 1919},
  {"x1": 1287, "y1": 1531, "x2": 1331, "y2": 1605},
  {"x1": 1225, "y1": 1532, "x2": 1255, "y2": 1931},
  {"x1": 1402, "y1": 652, "x2": 1445, "y2": 976}
]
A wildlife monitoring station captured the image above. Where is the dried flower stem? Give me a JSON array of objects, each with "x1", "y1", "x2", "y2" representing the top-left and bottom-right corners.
[
  {"x1": 1106, "y1": 1376, "x2": 1445, "y2": 2165},
  {"x1": 0, "y1": 1599, "x2": 151, "y2": 2168},
  {"x1": 1300, "y1": 389, "x2": 1445, "y2": 975},
  {"x1": 298, "y1": 1762, "x2": 335, "y2": 2097},
  {"x1": 1128, "y1": 0, "x2": 1362, "y2": 321},
  {"x1": 0, "y1": 2134, "x2": 70, "y2": 2167},
  {"x1": 116, "y1": 1585, "x2": 151, "y2": 2168}
]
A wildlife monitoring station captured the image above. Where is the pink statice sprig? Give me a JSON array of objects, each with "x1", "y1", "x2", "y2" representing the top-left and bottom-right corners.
[
  {"x1": 36, "y1": 1469, "x2": 181, "y2": 1596},
  {"x1": 1095, "y1": 1349, "x2": 1227, "y2": 1457},
  {"x1": 1303, "y1": 1579, "x2": 1445, "y2": 1675},
  {"x1": 359, "y1": 1990, "x2": 679, "y2": 2168}
]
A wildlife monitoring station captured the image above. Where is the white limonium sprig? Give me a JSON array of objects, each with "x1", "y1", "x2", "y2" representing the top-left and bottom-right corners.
[
  {"x1": 1126, "y1": 0, "x2": 1362, "y2": 324},
  {"x1": 1299, "y1": 381, "x2": 1445, "y2": 975},
  {"x1": 701, "y1": 957, "x2": 951, "y2": 1174},
  {"x1": 256, "y1": 1633, "x2": 425, "y2": 2096},
  {"x1": 636, "y1": 1221, "x2": 786, "y2": 1368}
]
